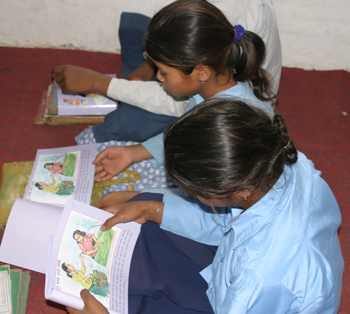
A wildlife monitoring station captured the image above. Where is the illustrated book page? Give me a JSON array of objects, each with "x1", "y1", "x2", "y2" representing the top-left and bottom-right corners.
[
  {"x1": 45, "y1": 199, "x2": 140, "y2": 314},
  {"x1": 55, "y1": 75, "x2": 117, "y2": 116},
  {"x1": 23, "y1": 144, "x2": 98, "y2": 206},
  {"x1": 0, "y1": 198, "x2": 140, "y2": 314}
]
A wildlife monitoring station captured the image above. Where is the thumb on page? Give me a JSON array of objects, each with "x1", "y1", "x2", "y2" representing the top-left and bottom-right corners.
[{"x1": 79, "y1": 289, "x2": 110, "y2": 314}]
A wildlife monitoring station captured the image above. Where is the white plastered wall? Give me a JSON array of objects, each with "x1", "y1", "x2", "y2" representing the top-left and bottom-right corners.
[{"x1": 0, "y1": 0, "x2": 349, "y2": 71}]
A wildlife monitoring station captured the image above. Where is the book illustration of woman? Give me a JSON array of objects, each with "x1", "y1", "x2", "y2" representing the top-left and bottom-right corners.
[
  {"x1": 35, "y1": 174, "x2": 75, "y2": 196},
  {"x1": 62, "y1": 254, "x2": 110, "y2": 298},
  {"x1": 63, "y1": 96, "x2": 88, "y2": 108},
  {"x1": 73, "y1": 230, "x2": 104, "y2": 258},
  {"x1": 73, "y1": 227, "x2": 115, "y2": 267},
  {"x1": 44, "y1": 153, "x2": 76, "y2": 177},
  {"x1": 44, "y1": 162, "x2": 68, "y2": 175}
]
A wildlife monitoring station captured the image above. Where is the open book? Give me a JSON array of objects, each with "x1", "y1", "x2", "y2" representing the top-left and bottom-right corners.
[
  {"x1": 23, "y1": 144, "x2": 98, "y2": 206},
  {"x1": 50, "y1": 76, "x2": 117, "y2": 116},
  {"x1": 0, "y1": 198, "x2": 141, "y2": 314}
]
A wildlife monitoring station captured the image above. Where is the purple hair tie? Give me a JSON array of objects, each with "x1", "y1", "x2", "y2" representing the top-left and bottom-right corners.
[{"x1": 234, "y1": 25, "x2": 245, "y2": 43}]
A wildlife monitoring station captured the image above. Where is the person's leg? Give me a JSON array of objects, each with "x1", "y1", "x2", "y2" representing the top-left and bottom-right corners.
[
  {"x1": 119, "y1": 12, "x2": 153, "y2": 79},
  {"x1": 93, "y1": 104, "x2": 177, "y2": 143},
  {"x1": 127, "y1": 193, "x2": 216, "y2": 314},
  {"x1": 92, "y1": 12, "x2": 178, "y2": 143}
]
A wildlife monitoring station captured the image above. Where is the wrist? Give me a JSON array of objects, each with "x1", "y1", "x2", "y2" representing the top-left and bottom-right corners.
[
  {"x1": 147, "y1": 202, "x2": 164, "y2": 224},
  {"x1": 128, "y1": 144, "x2": 153, "y2": 164},
  {"x1": 92, "y1": 72, "x2": 113, "y2": 95}
]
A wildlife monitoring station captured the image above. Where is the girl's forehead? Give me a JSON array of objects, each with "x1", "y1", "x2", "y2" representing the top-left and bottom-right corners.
[{"x1": 153, "y1": 60, "x2": 167, "y2": 69}]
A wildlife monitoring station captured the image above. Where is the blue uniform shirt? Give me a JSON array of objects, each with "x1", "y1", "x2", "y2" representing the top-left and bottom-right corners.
[
  {"x1": 144, "y1": 152, "x2": 343, "y2": 313},
  {"x1": 142, "y1": 81, "x2": 273, "y2": 167}
]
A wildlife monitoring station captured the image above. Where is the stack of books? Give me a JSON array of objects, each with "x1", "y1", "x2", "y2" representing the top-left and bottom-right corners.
[
  {"x1": 0, "y1": 264, "x2": 30, "y2": 314},
  {"x1": 35, "y1": 75, "x2": 117, "y2": 126}
]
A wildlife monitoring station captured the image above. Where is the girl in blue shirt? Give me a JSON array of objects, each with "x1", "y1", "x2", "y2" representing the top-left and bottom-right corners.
[
  {"x1": 159, "y1": 99, "x2": 343, "y2": 313},
  {"x1": 68, "y1": 98, "x2": 342, "y2": 314},
  {"x1": 84, "y1": 0, "x2": 276, "y2": 181}
]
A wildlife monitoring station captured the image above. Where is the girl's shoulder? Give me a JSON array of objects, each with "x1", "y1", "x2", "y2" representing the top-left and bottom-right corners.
[
  {"x1": 191, "y1": 82, "x2": 273, "y2": 117},
  {"x1": 219, "y1": 82, "x2": 274, "y2": 118}
]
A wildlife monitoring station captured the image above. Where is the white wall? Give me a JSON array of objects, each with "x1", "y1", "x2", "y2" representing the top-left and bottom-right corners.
[
  {"x1": 273, "y1": 0, "x2": 350, "y2": 71},
  {"x1": 0, "y1": 0, "x2": 349, "y2": 71}
]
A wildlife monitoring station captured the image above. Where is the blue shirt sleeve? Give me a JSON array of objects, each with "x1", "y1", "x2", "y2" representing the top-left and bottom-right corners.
[
  {"x1": 141, "y1": 133, "x2": 165, "y2": 167},
  {"x1": 142, "y1": 188, "x2": 231, "y2": 245},
  {"x1": 141, "y1": 95, "x2": 201, "y2": 168}
]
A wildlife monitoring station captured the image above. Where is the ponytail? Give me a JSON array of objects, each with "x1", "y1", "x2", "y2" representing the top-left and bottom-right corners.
[
  {"x1": 232, "y1": 30, "x2": 276, "y2": 101},
  {"x1": 272, "y1": 113, "x2": 298, "y2": 165}
]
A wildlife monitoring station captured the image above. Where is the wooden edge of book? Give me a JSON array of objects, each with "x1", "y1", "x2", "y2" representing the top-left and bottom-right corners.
[
  {"x1": 34, "y1": 90, "x2": 105, "y2": 126},
  {"x1": 47, "y1": 84, "x2": 58, "y2": 115},
  {"x1": 34, "y1": 90, "x2": 48, "y2": 125}
]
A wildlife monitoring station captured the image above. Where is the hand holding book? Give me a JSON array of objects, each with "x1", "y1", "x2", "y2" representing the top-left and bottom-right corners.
[
  {"x1": 92, "y1": 191, "x2": 141, "y2": 209},
  {"x1": 100, "y1": 200, "x2": 164, "y2": 230},
  {"x1": 51, "y1": 65, "x2": 112, "y2": 96},
  {"x1": 67, "y1": 289, "x2": 109, "y2": 314}
]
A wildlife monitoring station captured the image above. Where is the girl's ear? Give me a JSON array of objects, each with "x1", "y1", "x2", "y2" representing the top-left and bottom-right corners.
[
  {"x1": 234, "y1": 188, "x2": 254, "y2": 200},
  {"x1": 194, "y1": 65, "x2": 211, "y2": 82}
]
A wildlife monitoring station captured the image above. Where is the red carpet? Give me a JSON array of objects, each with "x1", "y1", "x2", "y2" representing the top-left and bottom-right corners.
[{"x1": 0, "y1": 47, "x2": 349, "y2": 313}]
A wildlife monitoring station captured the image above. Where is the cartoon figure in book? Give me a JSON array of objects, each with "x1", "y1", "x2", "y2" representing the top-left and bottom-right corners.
[
  {"x1": 73, "y1": 230, "x2": 104, "y2": 258},
  {"x1": 56, "y1": 210, "x2": 121, "y2": 307},
  {"x1": 72, "y1": 227, "x2": 115, "y2": 267},
  {"x1": 44, "y1": 161, "x2": 69, "y2": 175},
  {"x1": 43, "y1": 153, "x2": 76, "y2": 177},
  {"x1": 63, "y1": 96, "x2": 88, "y2": 107},
  {"x1": 27, "y1": 152, "x2": 79, "y2": 203},
  {"x1": 63, "y1": 93, "x2": 109, "y2": 108},
  {"x1": 35, "y1": 174, "x2": 75, "y2": 195},
  {"x1": 62, "y1": 254, "x2": 110, "y2": 298}
]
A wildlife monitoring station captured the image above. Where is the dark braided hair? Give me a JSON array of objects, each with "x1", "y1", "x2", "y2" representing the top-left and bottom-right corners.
[
  {"x1": 164, "y1": 98, "x2": 297, "y2": 199},
  {"x1": 143, "y1": 0, "x2": 275, "y2": 101}
]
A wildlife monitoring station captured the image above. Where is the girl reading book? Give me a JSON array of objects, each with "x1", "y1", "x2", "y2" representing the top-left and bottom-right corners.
[
  {"x1": 91, "y1": 0, "x2": 276, "y2": 182},
  {"x1": 68, "y1": 98, "x2": 343, "y2": 314},
  {"x1": 53, "y1": 0, "x2": 281, "y2": 144},
  {"x1": 54, "y1": 0, "x2": 276, "y2": 185}
]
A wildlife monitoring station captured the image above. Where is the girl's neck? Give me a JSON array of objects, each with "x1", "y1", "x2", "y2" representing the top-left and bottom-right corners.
[{"x1": 199, "y1": 72, "x2": 237, "y2": 100}]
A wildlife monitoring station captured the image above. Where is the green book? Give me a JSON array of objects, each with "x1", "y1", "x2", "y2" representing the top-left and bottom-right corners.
[
  {"x1": 10, "y1": 269, "x2": 21, "y2": 314},
  {"x1": 18, "y1": 271, "x2": 30, "y2": 314},
  {"x1": 0, "y1": 264, "x2": 10, "y2": 275}
]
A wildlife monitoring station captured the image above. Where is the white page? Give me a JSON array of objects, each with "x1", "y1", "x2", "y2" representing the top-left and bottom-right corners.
[{"x1": 0, "y1": 199, "x2": 63, "y2": 273}]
